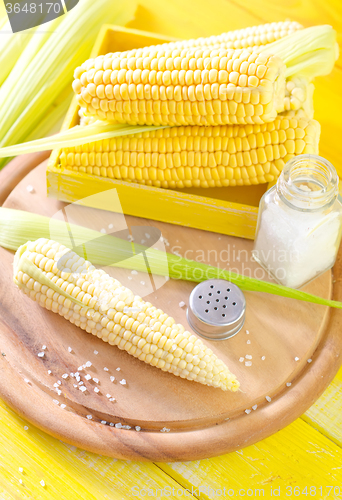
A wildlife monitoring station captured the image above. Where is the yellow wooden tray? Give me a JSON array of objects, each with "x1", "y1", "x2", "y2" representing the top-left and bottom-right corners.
[{"x1": 46, "y1": 24, "x2": 270, "y2": 240}]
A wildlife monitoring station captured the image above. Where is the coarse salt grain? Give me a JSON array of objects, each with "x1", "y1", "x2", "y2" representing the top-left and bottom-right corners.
[
  {"x1": 19, "y1": 467, "x2": 23, "y2": 473},
  {"x1": 160, "y1": 427, "x2": 170, "y2": 432},
  {"x1": 73, "y1": 384, "x2": 78, "y2": 388},
  {"x1": 131, "y1": 270, "x2": 138, "y2": 275},
  {"x1": 246, "y1": 330, "x2": 249, "y2": 334},
  {"x1": 19, "y1": 479, "x2": 23, "y2": 485},
  {"x1": 104, "y1": 367, "x2": 109, "y2": 372},
  {"x1": 57, "y1": 380, "x2": 61, "y2": 385},
  {"x1": 85, "y1": 374, "x2": 92, "y2": 381},
  {"x1": 286, "y1": 382, "x2": 292, "y2": 387},
  {"x1": 38, "y1": 352, "x2": 45, "y2": 358},
  {"x1": 68, "y1": 347, "x2": 73, "y2": 353},
  {"x1": 53, "y1": 383, "x2": 59, "y2": 388},
  {"x1": 78, "y1": 366, "x2": 83, "y2": 371},
  {"x1": 109, "y1": 398, "x2": 115, "y2": 402},
  {"x1": 47, "y1": 370, "x2": 52, "y2": 375},
  {"x1": 245, "y1": 409, "x2": 251, "y2": 414},
  {"x1": 109, "y1": 423, "x2": 114, "y2": 427},
  {"x1": 60, "y1": 404, "x2": 66, "y2": 409},
  {"x1": 53, "y1": 400, "x2": 59, "y2": 405},
  {"x1": 110, "y1": 376, "x2": 115, "y2": 382},
  {"x1": 179, "y1": 301, "x2": 186, "y2": 308},
  {"x1": 245, "y1": 361, "x2": 252, "y2": 367},
  {"x1": 79, "y1": 386, "x2": 87, "y2": 392},
  {"x1": 135, "y1": 426, "x2": 141, "y2": 431},
  {"x1": 24, "y1": 378, "x2": 30, "y2": 384},
  {"x1": 93, "y1": 378, "x2": 99, "y2": 383},
  {"x1": 94, "y1": 350, "x2": 98, "y2": 355},
  {"x1": 85, "y1": 361, "x2": 92, "y2": 368},
  {"x1": 40, "y1": 480, "x2": 45, "y2": 487},
  {"x1": 261, "y1": 356, "x2": 266, "y2": 360},
  {"x1": 120, "y1": 379, "x2": 126, "y2": 385},
  {"x1": 62, "y1": 374, "x2": 68, "y2": 379},
  {"x1": 307, "y1": 358, "x2": 312, "y2": 363},
  {"x1": 86, "y1": 415, "x2": 92, "y2": 420},
  {"x1": 26, "y1": 185, "x2": 35, "y2": 193},
  {"x1": 266, "y1": 396, "x2": 272, "y2": 402},
  {"x1": 116, "y1": 367, "x2": 121, "y2": 371},
  {"x1": 295, "y1": 357, "x2": 300, "y2": 361},
  {"x1": 106, "y1": 394, "x2": 111, "y2": 398},
  {"x1": 24, "y1": 426, "x2": 28, "y2": 431},
  {"x1": 101, "y1": 420, "x2": 107, "y2": 424},
  {"x1": 94, "y1": 387, "x2": 100, "y2": 393},
  {"x1": 56, "y1": 389, "x2": 61, "y2": 396},
  {"x1": 79, "y1": 381, "x2": 84, "y2": 386},
  {"x1": 245, "y1": 355, "x2": 252, "y2": 360},
  {"x1": 239, "y1": 357, "x2": 244, "y2": 362},
  {"x1": 42, "y1": 345, "x2": 47, "y2": 350},
  {"x1": 246, "y1": 340, "x2": 251, "y2": 344},
  {"x1": 252, "y1": 404, "x2": 258, "y2": 410}
]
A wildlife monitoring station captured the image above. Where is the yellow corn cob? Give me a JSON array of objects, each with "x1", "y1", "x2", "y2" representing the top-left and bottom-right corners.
[
  {"x1": 73, "y1": 46, "x2": 286, "y2": 127},
  {"x1": 284, "y1": 76, "x2": 314, "y2": 118},
  {"x1": 154, "y1": 21, "x2": 302, "y2": 51},
  {"x1": 13, "y1": 239, "x2": 239, "y2": 391},
  {"x1": 61, "y1": 113, "x2": 320, "y2": 188}
]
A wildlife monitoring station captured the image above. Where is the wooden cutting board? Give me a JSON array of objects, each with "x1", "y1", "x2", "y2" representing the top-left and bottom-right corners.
[{"x1": 0, "y1": 154, "x2": 341, "y2": 462}]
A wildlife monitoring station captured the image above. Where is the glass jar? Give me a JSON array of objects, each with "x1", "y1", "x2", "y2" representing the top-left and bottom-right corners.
[{"x1": 252, "y1": 154, "x2": 342, "y2": 289}]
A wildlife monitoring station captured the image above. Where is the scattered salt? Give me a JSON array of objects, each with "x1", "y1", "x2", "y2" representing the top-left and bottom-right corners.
[
  {"x1": 115, "y1": 423, "x2": 122, "y2": 429},
  {"x1": 239, "y1": 357, "x2": 244, "y2": 362},
  {"x1": 106, "y1": 394, "x2": 111, "y2": 398},
  {"x1": 140, "y1": 281, "x2": 145, "y2": 286},
  {"x1": 245, "y1": 361, "x2": 252, "y2": 367},
  {"x1": 109, "y1": 398, "x2": 115, "y2": 402},
  {"x1": 93, "y1": 378, "x2": 99, "y2": 384},
  {"x1": 131, "y1": 270, "x2": 138, "y2": 275},
  {"x1": 94, "y1": 387, "x2": 100, "y2": 393},
  {"x1": 79, "y1": 386, "x2": 87, "y2": 392},
  {"x1": 68, "y1": 347, "x2": 73, "y2": 353},
  {"x1": 85, "y1": 361, "x2": 92, "y2": 368},
  {"x1": 109, "y1": 423, "x2": 114, "y2": 427},
  {"x1": 104, "y1": 367, "x2": 109, "y2": 372},
  {"x1": 179, "y1": 301, "x2": 186, "y2": 308},
  {"x1": 101, "y1": 420, "x2": 107, "y2": 424},
  {"x1": 307, "y1": 358, "x2": 312, "y2": 363},
  {"x1": 47, "y1": 370, "x2": 52, "y2": 375},
  {"x1": 100, "y1": 228, "x2": 106, "y2": 234},
  {"x1": 261, "y1": 356, "x2": 266, "y2": 361},
  {"x1": 79, "y1": 381, "x2": 84, "y2": 386},
  {"x1": 24, "y1": 378, "x2": 30, "y2": 384},
  {"x1": 246, "y1": 330, "x2": 249, "y2": 334},
  {"x1": 26, "y1": 185, "x2": 35, "y2": 193},
  {"x1": 266, "y1": 396, "x2": 272, "y2": 402},
  {"x1": 57, "y1": 380, "x2": 61, "y2": 385},
  {"x1": 38, "y1": 352, "x2": 45, "y2": 358},
  {"x1": 78, "y1": 366, "x2": 83, "y2": 371},
  {"x1": 40, "y1": 480, "x2": 45, "y2": 487},
  {"x1": 116, "y1": 367, "x2": 121, "y2": 372},
  {"x1": 245, "y1": 409, "x2": 251, "y2": 414},
  {"x1": 246, "y1": 340, "x2": 251, "y2": 344},
  {"x1": 119, "y1": 379, "x2": 126, "y2": 385},
  {"x1": 53, "y1": 400, "x2": 59, "y2": 405},
  {"x1": 42, "y1": 345, "x2": 47, "y2": 350},
  {"x1": 19, "y1": 468, "x2": 23, "y2": 473},
  {"x1": 86, "y1": 415, "x2": 92, "y2": 420},
  {"x1": 135, "y1": 426, "x2": 141, "y2": 431},
  {"x1": 53, "y1": 383, "x2": 59, "y2": 388},
  {"x1": 24, "y1": 426, "x2": 29, "y2": 431},
  {"x1": 56, "y1": 389, "x2": 62, "y2": 396},
  {"x1": 295, "y1": 357, "x2": 300, "y2": 361},
  {"x1": 286, "y1": 382, "x2": 292, "y2": 387},
  {"x1": 110, "y1": 376, "x2": 115, "y2": 382},
  {"x1": 245, "y1": 355, "x2": 252, "y2": 360},
  {"x1": 60, "y1": 404, "x2": 66, "y2": 409},
  {"x1": 160, "y1": 427, "x2": 170, "y2": 432},
  {"x1": 73, "y1": 384, "x2": 78, "y2": 388},
  {"x1": 19, "y1": 479, "x2": 23, "y2": 485},
  {"x1": 94, "y1": 350, "x2": 98, "y2": 355},
  {"x1": 85, "y1": 374, "x2": 92, "y2": 381},
  {"x1": 62, "y1": 374, "x2": 68, "y2": 379},
  {"x1": 252, "y1": 404, "x2": 258, "y2": 410}
]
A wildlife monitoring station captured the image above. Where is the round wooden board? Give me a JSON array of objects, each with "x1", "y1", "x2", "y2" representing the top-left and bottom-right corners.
[{"x1": 0, "y1": 154, "x2": 342, "y2": 462}]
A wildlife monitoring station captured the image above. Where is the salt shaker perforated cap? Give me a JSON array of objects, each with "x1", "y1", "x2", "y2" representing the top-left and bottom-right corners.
[{"x1": 187, "y1": 279, "x2": 246, "y2": 340}]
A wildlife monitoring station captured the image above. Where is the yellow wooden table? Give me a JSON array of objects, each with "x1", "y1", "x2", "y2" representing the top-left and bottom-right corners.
[{"x1": 1, "y1": 1, "x2": 342, "y2": 498}]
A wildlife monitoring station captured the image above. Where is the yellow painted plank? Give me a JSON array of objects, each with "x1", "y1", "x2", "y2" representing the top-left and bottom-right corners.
[
  {"x1": 303, "y1": 365, "x2": 342, "y2": 447},
  {"x1": 0, "y1": 400, "x2": 195, "y2": 500},
  {"x1": 158, "y1": 418, "x2": 342, "y2": 500}
]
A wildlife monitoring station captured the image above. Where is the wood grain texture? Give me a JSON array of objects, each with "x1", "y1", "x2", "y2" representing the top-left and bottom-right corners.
[
  {"x1": 1, "y1": 159, "x2": 342, "y2": 462},
  {"x1": 1, "y1": 0, "x2": 342, "y2": 496}
]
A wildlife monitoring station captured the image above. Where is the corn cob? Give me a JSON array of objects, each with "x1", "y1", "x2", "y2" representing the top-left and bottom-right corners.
[
  {"x1": 13, "y1": 239, "x2": 239, "y2": 391},
  {"x1": 60, "y1": 113, "x2": 320, "y2": 188},
  {"x1": 73, "y1": 46, "x2": 286, "y2": 127},
  {"x1": 283, "y1": 76, "x2": 314, "y2": 118}
]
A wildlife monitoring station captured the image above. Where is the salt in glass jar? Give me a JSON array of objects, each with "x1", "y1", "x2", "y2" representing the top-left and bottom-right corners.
[{"x1": 252, "y1": 154, "x2": 342, "y2": 289}]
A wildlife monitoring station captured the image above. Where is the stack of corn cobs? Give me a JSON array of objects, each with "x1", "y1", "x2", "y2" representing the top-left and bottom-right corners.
[{"x1": 64, "y1": 21, "x2": 337, "y2": 189}]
